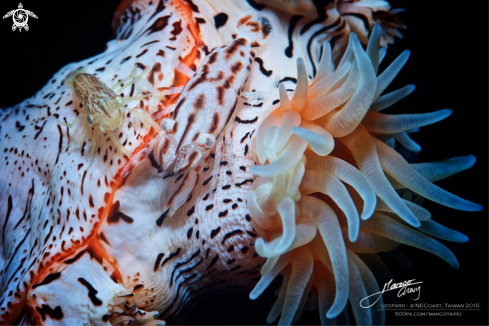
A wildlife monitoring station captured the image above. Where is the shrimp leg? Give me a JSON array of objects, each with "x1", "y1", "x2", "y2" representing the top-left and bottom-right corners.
[
  {"x1": 122, "y1": 107, "x2": 160, "y2": 131},
  {"x1": 62, "y1": 122, "x2": 89, "y2": 150},
  {"x1": 113, "y1": 66, "x2": 150, "y2": 94},
  {"x1": 56, "y1": 112, "x2": 85, "y2": 128},
  {"x1": 109, "y1": 133, "x2": 131, "y2": 156},
  {"x1": 122, "y1": 94, "x2": 151, "y2": 103},
  {"x1": 89, "y1": 137, "x2": 97, "y2": 165},
  {"x1": 111, "y1": 66, "x2": 138, "y2": 91}
]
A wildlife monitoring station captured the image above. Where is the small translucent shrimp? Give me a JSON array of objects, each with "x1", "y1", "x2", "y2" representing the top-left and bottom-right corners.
[{"x1": 57, "y1": 66, "x2": 161, "y2": 162}]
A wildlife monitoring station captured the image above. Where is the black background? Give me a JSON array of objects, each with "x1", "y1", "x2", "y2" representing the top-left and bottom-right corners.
[{"x1": 0, "y1": 0, "x2": 486, "y2": 325}]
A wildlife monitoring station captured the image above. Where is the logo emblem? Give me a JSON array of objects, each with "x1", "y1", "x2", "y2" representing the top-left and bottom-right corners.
[{"x1": 3, "y1": 3, "x2": 38, "y2": 32}]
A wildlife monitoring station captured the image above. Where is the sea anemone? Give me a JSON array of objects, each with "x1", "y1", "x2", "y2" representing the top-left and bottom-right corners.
[
  {"x1": 244, "y1": 24, "x2": 481, "y2": 325},
  {"x1": 0, "y1": 0, "x2": 485, "y2": 325}
]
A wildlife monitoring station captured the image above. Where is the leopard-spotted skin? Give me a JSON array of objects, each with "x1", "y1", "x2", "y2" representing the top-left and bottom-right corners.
[{"x1": 0, "y1": 0, "x2": 407, "y2": 324}]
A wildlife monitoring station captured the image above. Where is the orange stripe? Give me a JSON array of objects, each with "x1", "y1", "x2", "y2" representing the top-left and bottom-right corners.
[
  {"x1": 27, "y1": 2, "x2": 205, "y2": 322},
  {"x1": 173, "y1": 0, "x2": 203, "y2": 47}
]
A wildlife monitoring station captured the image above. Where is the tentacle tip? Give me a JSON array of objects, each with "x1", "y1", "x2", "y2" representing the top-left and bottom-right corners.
[
  {"x1": 372, "y1": 24, "x2": 381, "y2": 32},
  {"x1": 472, "y1": 204, "x2": 483, "y2": 212},
  {"x1": 409, "y1": 218, "x2": 422, "y2": 228},
  {"x1": 461, "y1": 203, "x2": 484, "y2": 212},
  {"x1": 326, "y1": 308, "x2": 341, "y2": 319},
  {"x1": 349, "y1": 232, "x2": 359, "y2": 242},
  {"x1": 266, "y1": 316, "x2": 276, "y2": 324},
  {"x1": 249, "y1": 292, "x2": 259, "y2": 300},
  {"x1": 466, "y1": 154, "x2": 477, "y2": 164},
  {"x1": 361, "y1": 211, "x2": 374, "y2": 220},
  {"x1": 278, "y1": 82, "x2": 287, "y2": 94},
  {"x1": 321, "y1": 40, "x2": 331, "y2": 48}
]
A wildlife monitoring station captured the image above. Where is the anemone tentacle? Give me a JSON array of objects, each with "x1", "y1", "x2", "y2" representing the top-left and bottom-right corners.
[{"x1": 247, "y1": 24, "x2": 482, "y2": 325}]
